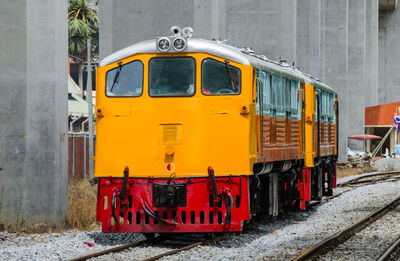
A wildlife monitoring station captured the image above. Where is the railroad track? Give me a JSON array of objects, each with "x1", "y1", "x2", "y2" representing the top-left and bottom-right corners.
[
  {"x1": 292, "y1": 194, "x2": 400, "y2": 261},
  {"x1": 141, "y1": 234, "x2": 228, "y2": 261},
  {"x1": 69, "y1": 233, "x2": 230, "y2": 261},
  {"x1": 69, "y1": 238, "x2": 153, "y2": 261},
  {"x1": 337, "y1": 170, "x2": 400, "y2": 187}
]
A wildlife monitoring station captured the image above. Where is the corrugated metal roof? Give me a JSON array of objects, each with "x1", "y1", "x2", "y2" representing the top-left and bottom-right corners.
[{"x1": 68, "y1": 75, "x2": 88, "y2": 116}]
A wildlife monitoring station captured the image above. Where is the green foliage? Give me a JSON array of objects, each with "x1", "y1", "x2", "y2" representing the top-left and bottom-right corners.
[{"x1": 68, "y1": 0, "x2": 99, "y2": 58}]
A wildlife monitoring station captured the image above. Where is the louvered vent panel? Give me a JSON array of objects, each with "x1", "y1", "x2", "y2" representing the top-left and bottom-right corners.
[{"x1": 163, "y1": 125, "x2": 178, "y2": 143}]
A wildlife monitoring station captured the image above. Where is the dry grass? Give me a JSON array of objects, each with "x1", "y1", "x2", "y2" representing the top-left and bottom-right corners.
[{"x1": 65, "y1": 178, "x2": 99, "y2": 230}]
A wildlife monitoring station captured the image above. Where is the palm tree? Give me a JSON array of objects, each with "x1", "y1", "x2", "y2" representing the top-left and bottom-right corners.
[{"x1": 68, "y1": 0, "x2": 99, "y2": 59}]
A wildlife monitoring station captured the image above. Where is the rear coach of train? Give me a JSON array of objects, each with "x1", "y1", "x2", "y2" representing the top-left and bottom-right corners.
[{"x1": 94, "y1": 27, "x2": 338, "y2": 234}]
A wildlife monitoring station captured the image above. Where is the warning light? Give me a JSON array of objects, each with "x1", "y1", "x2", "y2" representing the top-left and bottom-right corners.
[
  {"x1": 307, "y1": 116, "x2": 311, "y2": 120},
  {"x1": 166, "y1": 163, "x2": 175, "y2": 172}
]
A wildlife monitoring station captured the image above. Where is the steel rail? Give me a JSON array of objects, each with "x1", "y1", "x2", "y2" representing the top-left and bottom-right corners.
[
  {"x1": 142, "y1": 234, "x2": 228, "y2": 261},
  {"x1": 344, "y1": 176, "x2": 400, "y2": 187},
  {"x1": 292, "y1": 194, "x2": 400, "y2": 261},
  {"x1": 377, "y1": 237, "x2": 400, "y2": 261},
  {"x1": 337, "y1": 171, "x2": 400, "y2": 187},
  {"x1": 68, "y1": 238, "x2": 154, "y2": 261}
]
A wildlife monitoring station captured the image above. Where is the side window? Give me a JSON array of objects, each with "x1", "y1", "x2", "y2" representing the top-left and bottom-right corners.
[
  {"x1": 106, "y1": 60, "x2": 143, "y2": 97},
  {"x1": 271, "y1": 74, "x2": 280, "y2": 108},
  {"x1": 257, "y1": 73, "x2": 300, "y2": 119},
  {"x1": 291, "y1": 80, "x2": 300, "y2": 119},
  {"x1": 202, "y1": 58, "x2": 241, "y2": 95},
  {"x1": 316, "y1": 90, "x2": 335, "y2": 123},
  {"x1": 285, "y1": 78, "x2": 291, "y2": 112},
  {"x1": 329, "y1": 92, "x2": 335, "y2": 123},
  {"x1": 256, "y1": 70, "x2": 271, "y2": 115},
  {"x1": 256, "y1": 71, "x2": 262, "y2": 114},
  {"x1": 290, "y1": 80, "x2": 297, "y2": 110},
  {"x1": 265, "y1": 73, "x2": 271, "y2": 110},
  {"x1": 277, "y1": 76, "x2": 283, "y2": 109},
  {"x1": 315, "y1": 89, "x2": 320, "y2": 121}
]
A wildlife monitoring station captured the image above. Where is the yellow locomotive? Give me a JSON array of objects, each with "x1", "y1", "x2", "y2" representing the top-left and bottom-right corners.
[{"x1": 94, "y1": 26, "x2": 338, "y2": 234}]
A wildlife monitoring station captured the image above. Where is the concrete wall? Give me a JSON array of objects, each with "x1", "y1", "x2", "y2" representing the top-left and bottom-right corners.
[
  {"x1": 319, "y1": 0, "x2": 350, "y2": 160},
  {"x1": 296, "y1": 0, "x2": 321, "y2": 77},
  {"x1": 347, "y1": 0, "x2": 366, "y2": 150},
  {"x1": 99, "y1": 0, "x2": 385, "y2": 161},
  {"x1": 0, "y1": 1, "x2": 68, "y2": 229},
  {"x1": 100, "y1": 0, "x2": 298, "y2": 62},
  {"x1": 379, "y1": 5, "x2": 400, "y2": 105},
  {"x1": 225, "y1": 0, "x2": 297, "y2": 64}
]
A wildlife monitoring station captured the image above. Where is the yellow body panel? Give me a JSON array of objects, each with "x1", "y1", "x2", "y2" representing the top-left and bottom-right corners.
[
  {"x1": 95, "y1": 53, "x2": 255, "y2": 178},
  {"x1": 304, "y1": 83, "x2": 315, "y2": 167}
]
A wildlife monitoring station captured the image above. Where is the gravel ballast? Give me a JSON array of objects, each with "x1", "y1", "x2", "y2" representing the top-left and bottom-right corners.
[{"x1": 0, "y1": 176, "x2": 399, "y2": 261}]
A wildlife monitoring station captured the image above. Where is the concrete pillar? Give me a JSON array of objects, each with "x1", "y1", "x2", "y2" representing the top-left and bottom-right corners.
[
  {"x1": 347, "y1": 0, "x2": 366, "y2": 151},
  {"x1": 99, "y1": 0, "x2": 194, "y2": 60},
  {"x1": 365, "y1": 0, "x2": 379, "y2": 107},
  {"x1": 194, "y1": 0, "x2": 226, "y2": 40},
  {"x1": 0, "y1": 1, "x2": 68, "y2": 230},
  {"x1": 225, "y1": 0, "x2": 297, "y2": 64},
  {"x1": 296, "y1": 0, "x2": 321, "y2": 76},
  {"x1": 378, "y1": 4, "x2": 400, "y2": 105},
  {"x1": 320, "y1": 0, "x2": 348, "y2": 162},
  {"x1": 99, "y1": 0, "x2": 114, "y2": 60}
]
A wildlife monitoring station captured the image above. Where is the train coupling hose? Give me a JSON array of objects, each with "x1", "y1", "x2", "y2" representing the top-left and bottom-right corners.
[
  {"x1": 222, "y1": 188, "x2": 233, "y2": 224},
  {"x1": 208, "y1": 166, "x2": 220, "y2": 203},
  {"x1": 119, "y1": 166, "x2": 129, "y2": 208},
  {"x1": 111, "y1": 190, "x2": 119, "y2": 225},
  {"x1": 138, "y1": 197, "x2": 178, "y2": 225}
]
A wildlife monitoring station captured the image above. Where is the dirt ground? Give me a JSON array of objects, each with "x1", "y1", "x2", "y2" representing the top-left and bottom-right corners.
[{"x1": 336, "y1": 166, "x2": 372, "y2": 179}]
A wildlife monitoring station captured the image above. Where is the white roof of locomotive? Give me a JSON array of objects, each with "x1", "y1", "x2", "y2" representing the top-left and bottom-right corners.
[{"x1": 100, "y1": 38, "x2": 335, "y2": 93}]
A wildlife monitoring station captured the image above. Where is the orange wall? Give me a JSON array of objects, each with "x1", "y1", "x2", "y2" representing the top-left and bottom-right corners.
[{"x1": 365, "y1": 102, "x2": 400, "y2": 126}]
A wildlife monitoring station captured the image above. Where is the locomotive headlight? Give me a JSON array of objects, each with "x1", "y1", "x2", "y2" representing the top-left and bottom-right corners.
[
  {"x1": 173, "y1": 37, "x2": 186, "y2": 51},
  {"x1": 157, "y1": 37, "x2": 171, "y2": 52}
]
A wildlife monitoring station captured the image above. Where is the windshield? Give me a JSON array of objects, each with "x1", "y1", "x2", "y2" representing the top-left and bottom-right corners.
[
  {"x1": 202, "y1": 58, "x2": 241, "y2": 95},
  {"x1": 149, "y1": 57, "x2": 195, "y2": 97},
  {"x1": 106, "y1": 61, "x2": 143, "y2": 97},
  {"x1": 105, "y1": 60, "x2": 143, "y2": 97}
]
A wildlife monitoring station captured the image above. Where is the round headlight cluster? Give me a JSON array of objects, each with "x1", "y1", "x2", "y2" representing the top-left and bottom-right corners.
[
  {"x1": 173, "y1": 37, "x2": 186, "y2": 51},
  {"x1": 157, "y1": 37, "x2": 171, "y2": 52}
]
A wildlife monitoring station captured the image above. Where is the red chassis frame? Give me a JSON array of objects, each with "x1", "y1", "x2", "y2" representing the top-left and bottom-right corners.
[{"x1": 96, "y1": 175, "x2": 251, "y2": 233}]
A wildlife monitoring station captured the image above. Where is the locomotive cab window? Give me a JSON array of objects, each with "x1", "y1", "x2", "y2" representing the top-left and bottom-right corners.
[
  {"x1": 106, "y1": 60, "x2": 144, "y2": 97},
  {"x1": 149, "y1": 57, "x2": 195, "y2": 97},
  {"x1": 202, "y1": 58, "x2": 241, "y2": 95}
]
